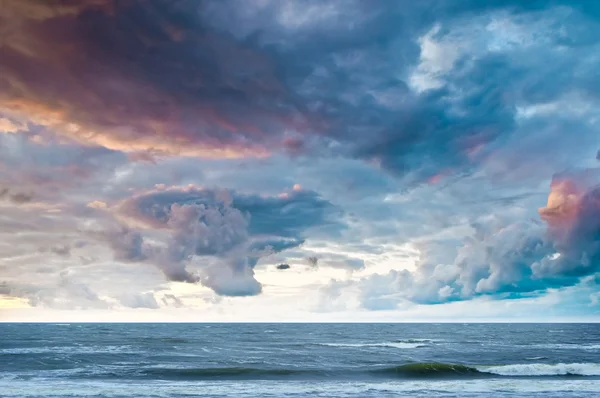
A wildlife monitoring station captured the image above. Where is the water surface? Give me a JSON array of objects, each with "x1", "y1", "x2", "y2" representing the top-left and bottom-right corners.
[{"x1": 1, "y1": 323, "x2": 599, "y2": 397}]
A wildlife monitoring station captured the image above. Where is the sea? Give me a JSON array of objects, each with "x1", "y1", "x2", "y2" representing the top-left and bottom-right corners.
[{"x1": 0, "y1": 323, "x2": 599, "y2": 397}]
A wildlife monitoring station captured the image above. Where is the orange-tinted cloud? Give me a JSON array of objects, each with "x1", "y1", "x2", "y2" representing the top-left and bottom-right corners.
[
  {"x1": 538, "y1": 170, "x2": 600, "y2": 234},
  {"x1": 539, "y1": 178, "x2": 584, "y2": 230},
  {"x1": 536, "y1": 169, "x2": 600, "y2": 276},
  {"x1": 0, "y1": 0, "x2": 309, "y2": 158},
  {"x1": 0, "y1": 117, "x2": 24, "y2": 133}
]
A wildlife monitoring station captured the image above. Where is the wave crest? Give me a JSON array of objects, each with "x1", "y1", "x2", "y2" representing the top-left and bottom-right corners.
[
  {"x1": 372, "y1": 362, "x2": 600, "y2": 378},
  {"x1": 480, "y1": 363, "x2": 600, "y2": 376},
  {"x1": 373, "y1": 363, "x2": 482, "y2": 378},
  {"x1": 141, "y1": 367, "x2": 318, "y2": 379}
]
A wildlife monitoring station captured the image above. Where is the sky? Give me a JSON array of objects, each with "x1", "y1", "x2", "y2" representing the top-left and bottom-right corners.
[{"x1": 0, "y1": 0, "x2": 599, "y2": 322}]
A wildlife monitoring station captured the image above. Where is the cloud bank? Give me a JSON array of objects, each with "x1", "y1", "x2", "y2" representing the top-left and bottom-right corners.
[{"x1": 1, "y1": 0, "x2": 599, "y2": 318}]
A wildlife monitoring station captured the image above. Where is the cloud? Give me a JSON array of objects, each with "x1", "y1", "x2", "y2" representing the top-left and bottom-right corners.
[
  {"x1": 3, "y1": 0, "x2": 597, "y2": 189},
  {"x1": 161, "y1": 293, "x2": 183, "y2": 308},
  {"x1": 0, "y1": 188, "x2": 33, "y2": 204},
  {"x1": 0, "y1": 117, "x2": 25, "y2": 133},
  {"x1": 535, "y1": 169, "x2": 600, "y2": 277},
  {"x1": 106, "y1": 228, "x2": 146, "y2": 263},
  {"x1": 119, "y1": 292, "x2": 159, "y2": 309},
  {"x1": 293, "y1": 251, "x2": 365, "y2": 271},
  {"x1": 1, "y1": 0, "x2": 307, "y2": 159},
  {"x1": 2, "y1": 0, "x2": 600, "y2": 318},
  {"x1": 0, "y1": 275, "x2": 110, "y2": 310},
  {"x1": 0, "y1": 131, "x2": 127, "y2": 205},
  {"x1": 329, "y1": 169, "x2": 600, "y2": 308},
  {"x1": 107, "y1": 185, "x2": 342, "y2": 295},
  {"x1": 39, "y1": 245, "x2": 71, "y2": 257}
]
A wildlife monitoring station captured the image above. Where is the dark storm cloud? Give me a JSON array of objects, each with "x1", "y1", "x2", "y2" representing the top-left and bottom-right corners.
[
  {"x1": 3, "y1": 0, "x2": 598, "y2": 186},
  {"x1": 1, "y1": 0, "x2": 308, "y2": 158},
  {"x1": 109, "y1": 185, "x2": 343, "y2": 295},
  {"x1": 200, "y1": 0, "x2": 600, "y2": 184}
]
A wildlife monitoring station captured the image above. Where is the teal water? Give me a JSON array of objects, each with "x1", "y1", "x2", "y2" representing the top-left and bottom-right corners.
[{"x1": 1, "y1": 323, "x2": 599, "y2": 397}]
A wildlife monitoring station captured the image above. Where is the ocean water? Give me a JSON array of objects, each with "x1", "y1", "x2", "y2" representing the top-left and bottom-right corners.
[{"x1": 1, "y1": 323, "x2": 599, "y2": 398}]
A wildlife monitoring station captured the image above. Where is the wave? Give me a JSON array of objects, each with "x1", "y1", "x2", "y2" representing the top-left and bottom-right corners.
[
  {"x1": 395, "y1": 338, "x2": 438, "y2": 343},
  {"x1": 527, "y1": 343, "x2": 600, "y2": 351},
  {"x1": 320, "y1": 341, "x2": 428, "y2": 349},
  {"x1": 0, "y1": 345, "x2": 139, "y2": 355},
  {"x1": 140, "y1": 367, "x2": 320, "y2": 379},
  {"x1": 8, "y1": 362, "x2": 600, "y2": 381},
  {"x1": 480, "y1": 363, "x2": 600, "y2": 377},
  {"x1": 134, "y1": 337, "x2": 190, "y2": 344},
  {"x1": 373, "y1": 363, "x2": 482, "y2": 378},
  {"x1": 372, "y1": 362, "x2": 600, "y2": 378}
]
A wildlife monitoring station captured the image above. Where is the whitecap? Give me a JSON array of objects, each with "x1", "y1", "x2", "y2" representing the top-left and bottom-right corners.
[
  {"x1": 529, "y1": 343, "x2": 600, "y2": 351},
  {"x1": 479, "y1": 363, "x2": 600, "y2": 376},
  {"x1": 320, "y1": 342, "x2": 427, "y2": 349},
  {"x1": 0, "y1": 345, "x2": 139, "y2": 355}
]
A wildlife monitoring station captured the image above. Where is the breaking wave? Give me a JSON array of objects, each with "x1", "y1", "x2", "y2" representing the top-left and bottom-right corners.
[
  {"x1": 528, "y1": 343, "x2": 600, "y2": 351},
  {"x1": 479, "y1": 363, "x2": 600, "y2": 377},
  {"x1": 320, "y1": 340, "x2": 430, "y2": 349},
  {"x1": 9, "y1": 363, "x2": 600, "y2": 381},
  {"x1": 372, "y1": 362, "x2": 600, "y2": 378}
]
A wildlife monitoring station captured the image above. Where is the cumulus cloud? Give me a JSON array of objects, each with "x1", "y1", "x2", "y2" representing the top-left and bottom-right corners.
[
  {"x1": 107, "y1": 185, "x2": 342, "y2": 295},
  {"x1": 535, "y1": 169, "x2": 600, "y2": 277},
  {"x1": 330, "y1": 169, "x2": 600, "y2": 308}
]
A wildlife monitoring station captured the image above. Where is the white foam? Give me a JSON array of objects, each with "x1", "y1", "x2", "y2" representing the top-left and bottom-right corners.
[
  {"x1": 479, "y1": 363, "x2": 600, "y2": 376},
  {"x1": 321, "y1": 342, "x2": 427, "y2": 349},
  {"x1": 531, "y1": 343, "x2": 600, "y2": 351},
  {"x1": 0, "y1": 345, "x2": 139, "y2": 354}
]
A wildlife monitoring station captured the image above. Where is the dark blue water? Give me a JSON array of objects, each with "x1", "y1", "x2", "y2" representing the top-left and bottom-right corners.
[{"x1": 1, "y1": 323, "x2": 599, "y2": 397}]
